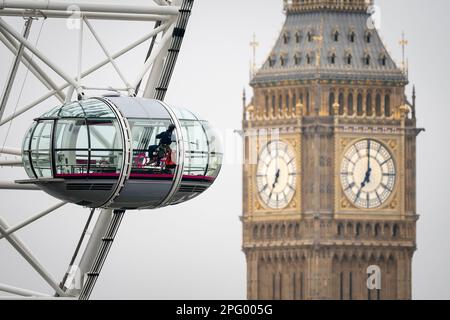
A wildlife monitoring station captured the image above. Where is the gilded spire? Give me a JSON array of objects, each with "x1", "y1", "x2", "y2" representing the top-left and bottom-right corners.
[{"x1": 399, "y1": 31, "x2": 409, "y2": 73}]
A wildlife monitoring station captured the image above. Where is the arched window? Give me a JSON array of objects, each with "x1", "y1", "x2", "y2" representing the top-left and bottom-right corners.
[
  {"x1": 295, "y1": 32, "x2": 301, "y2": 43},
  {"x1": 338, "y1": 223, "x2": 344, "y2": 237},
  {"x1": 366, "y1": 32, "x2": 372, "y2": 43},
  {"x1": 375, "y1": 224, "x2": 382, "y2": 238},
  {"x1": 278, "y1": 95, "x2": 283, "y2": 115},
  {"x1": 356, "y1": 224, "x2": 362, "y2": 237},
  {"x1": 381, "y1": 55, "x2": 387, "y2": 66},
  {"x1": 265, "y1": 95, "x2": 269, "y2": 116},
  {"x1": 306, "y1": 91, "x2": 310, "y2": 115},
  {"x1": 253, "y1": 225, "x2": 259, "y2": 239},
  {"x1": 350, "y1": 31, "x2": 356, "y2": 43},
  {"x1": 272, "y1": 95, "x2": 276, "y2": 116},
  {"x1": 330, "y1": 53, "x2": 336, "y2": 64},
  {"x1": 306, "y1": 54, "x2": 311, "y2": 64},
  {"x1": 385, "y1": 94, "x2": 391, "y2": 117},
  {"x1": 347, "y1": 54, "x2": 352, "y2": 65},
  {"x1": 365, "y1": 224, "x2": 371, "y2": 236},
  {"x1": 294, "y1": 54, "x2": 301, "y2": 65},
  {"x1": 357, "y1": 93, "x2": 363, "y2": 116},
  {"x1": 393, "y1": 224, "x2": 400, "y2": 238},
  {"x1": 269, "y1": 57, "x2": 276, "y2": 67},
  {"x1": 347, "y1": 223, "x2": 354, "y2": 236},
  {"x1": 295, "y1": 223, "x2": 300, "y2": 238},
  {"x1": 375, "y1": 93, "x2": 382, "y2": 116},
  {"x1": 287, "y1": 224, "x2": 293, "y2": 238},
  {"x1": 274, "y1": 224, "x2": 279, "y2": 239},
  {"x1": 364, "y1": 54, "x2": 371, "y2": 66},
  {"x1": 329, "y1": 92, "x2": 335, "y2": 116},
  {"x1": 347, "y1": 93, "x2": 354, "y2": 115},
  {"x1": 292, "y1": 93, "x2": 297, "y2": 115},
  {"x1": 339, "y1": 93, "x2": 345, "y2": 115},
  {"x1": 366, "y1": 93, "x2": 373, "y2": 116},
  {"x1": 283, "y1": 33, "x2": 289, "y2": 44},
  {"x1": 286, "y1": 94, "x2": 290, "y2": 113},
  {"x1": 334, "y1": 31, "x2": 339, "y2": 42}
]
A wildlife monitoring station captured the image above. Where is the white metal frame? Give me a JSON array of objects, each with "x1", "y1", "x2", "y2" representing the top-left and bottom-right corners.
[{"x1": 0, "y1": 0, "x2": 193, "y2": 299}]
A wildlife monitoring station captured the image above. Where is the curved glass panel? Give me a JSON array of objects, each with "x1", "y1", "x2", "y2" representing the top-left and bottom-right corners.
[
  {"x1": 49, "y1": 98, "x2": 122, "y2": 178},
  {"x1": 82, "y1": 99, "x2": 115, "y2": 118},
  {"x1": 88, "y1": 119, "x2": 122, "y2": 175},
  {"x1": 22, "y1": 124, "x2": 36, "y2": 178},
  {"x1": 180, "y1": 119, "x2": 209, "y2": 177},
  {"x1": 54, "y1": 119, "x2": 89, "y2": 175},
  {"x1": 201, "y1": 121, "x2": 223, "y2": 179},
  {"x1": 41, "y1": 105, "x2": 62, "y2": 118},
  {"x1": 30, "y1": 120, "x2": 53, "y2": 178},
  {"x1": 58, "y1": 101, "x2": 85, "y2": 118},
  {"x1": 168, "y1": 118, "x2": 213, "y2": 205},
  {"x1": 108, "y1": 97, "x2": 171, "y2": 119},
  {"x1": 171, "y1": 106, "x2": 198, "y2": 121}
]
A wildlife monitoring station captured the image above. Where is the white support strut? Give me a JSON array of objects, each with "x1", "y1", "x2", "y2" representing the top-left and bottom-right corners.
[
  {"x1": 132, "y1": 23, "x2": 175, "y2": 91},
  {"x1": 0, "y1": 29, "x2": 66, "y2": 102},
  {"x1": 0, "y1": 9, "x2": 170, "y2": 22},
  {"x1": 0, "y1": 17, "x2": 80, "y2": 90},
  {"x1": 0, "y1": 17, "x2": 32, "y2": 122},
  {"x1": 0, "y1": 181, "x2": 40, "y2": 190},
  {"x1": 0, "y1": 283, "x2": 50, "y2": 297},
  {"x1": 0, "y1": 217, "x2": 66, "y2": 296},
  {"x1": 0, "y1": 202, "x2": 66, "y2": 240},
  {"x1": 83, "y1": 17, "x2": 132, "y2": 90},
  {"x1": 0, "y1": 146, "x2": 21, "y2": 155},
  {"x1": 0, "y1": 159, "x2": 22, "y2": 166},
  {"x1": 0, "y1": 0, "x2": 180, "y2": 15}
]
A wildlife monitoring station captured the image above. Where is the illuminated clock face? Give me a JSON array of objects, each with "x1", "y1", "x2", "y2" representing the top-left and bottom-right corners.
[
  {"x1": 340, "y1": 139, "x2": 396, "y2": 209},
  {"x1": 256, "y1": 141, "x2": 297, "y2": 209}
]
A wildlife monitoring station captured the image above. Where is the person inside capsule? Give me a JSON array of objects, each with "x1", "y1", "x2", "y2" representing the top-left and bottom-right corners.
[{"x1": 147, "y1": 124, "x2": 176, "y2": 168}]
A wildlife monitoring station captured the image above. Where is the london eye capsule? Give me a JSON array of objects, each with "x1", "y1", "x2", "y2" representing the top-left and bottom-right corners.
[{"x1": 19, "y1": 97, "x2": 222, "y2": 210}]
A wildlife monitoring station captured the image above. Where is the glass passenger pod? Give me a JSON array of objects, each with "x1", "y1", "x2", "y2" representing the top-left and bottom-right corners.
[{"x1": 21, "y1": 97, "x2": 222, "y2": 210}]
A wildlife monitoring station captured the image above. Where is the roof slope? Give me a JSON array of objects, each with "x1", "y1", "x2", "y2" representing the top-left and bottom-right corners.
[{"x1": 251, "y1": 10, "x2": 406, "y2": 85}]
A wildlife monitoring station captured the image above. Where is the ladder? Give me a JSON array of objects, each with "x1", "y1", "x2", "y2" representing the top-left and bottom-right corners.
[
  {"x1": 78, "y1": 210, "x2": 125, "y2": 300},
  {"x1": 153, "y1": 0, "x2": 194, "y2": 101}
]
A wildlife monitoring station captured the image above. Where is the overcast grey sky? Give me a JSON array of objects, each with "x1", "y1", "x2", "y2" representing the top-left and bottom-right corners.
[{"x1": 0, "y1": 0, "x2": 449, "y2": 300}]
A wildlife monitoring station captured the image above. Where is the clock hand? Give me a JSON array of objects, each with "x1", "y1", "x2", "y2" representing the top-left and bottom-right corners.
[
  {"x1": 366, "y1": 140, "x2": 372, "y2": 183},
  {"x1": 275, "y1": 142, "x2": 279, "y2": 173},
  {"x1": 272, "y1": 169, "x2": 281, "y2": 188},
  {"x1": 360, "y1": 169, "x2": 371, "y2": 189}
]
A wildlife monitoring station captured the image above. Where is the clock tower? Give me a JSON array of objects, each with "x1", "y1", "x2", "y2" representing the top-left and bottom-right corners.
[{"x1": 242, "y1": 0, "x2": 422, "y2": 300}]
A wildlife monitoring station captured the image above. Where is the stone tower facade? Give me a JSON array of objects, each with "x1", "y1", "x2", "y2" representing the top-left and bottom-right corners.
[{"x1": 242, "y1": 0, "x2": 421, "y2": 300}]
